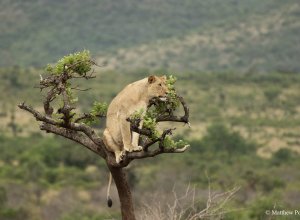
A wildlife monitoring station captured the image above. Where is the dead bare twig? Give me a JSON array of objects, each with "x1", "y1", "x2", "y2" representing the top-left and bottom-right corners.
[{"x1": 137, "y1": 182, "x2": 240, "y2": 220}]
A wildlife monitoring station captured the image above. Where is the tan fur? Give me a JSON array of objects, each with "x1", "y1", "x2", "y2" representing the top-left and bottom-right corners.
[{"x1": 103, "y1": 75, "x2": 168, "y2": 163}]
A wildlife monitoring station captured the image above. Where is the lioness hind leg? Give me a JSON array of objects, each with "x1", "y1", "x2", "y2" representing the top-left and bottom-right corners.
[
  {"x1": 120, "y1": 120, "x2": 133, "y2": 152},
  {"x1": 103, "y1": 129, "x2": 124, "y2": 163}
]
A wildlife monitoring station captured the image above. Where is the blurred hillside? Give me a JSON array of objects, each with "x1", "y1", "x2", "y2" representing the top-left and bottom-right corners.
[{"x1": 1, "y1": 0, "x2": 300, "y2": 72}]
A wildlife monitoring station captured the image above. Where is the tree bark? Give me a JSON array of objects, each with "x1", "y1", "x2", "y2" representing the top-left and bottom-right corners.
[{"x1": 108, "y1": 166, "x2": 136, "y2": 220}]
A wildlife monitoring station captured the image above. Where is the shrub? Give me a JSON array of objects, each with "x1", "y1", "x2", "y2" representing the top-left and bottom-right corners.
[
  {"x1": 271, "y1": 148, "x2": 293, "y2": 166},
  {"x1": 200, "y1": 123, "x2": 256, "y2": 154},
  {"x1": 264, "y1": 86, "x2": 281, "y2": 103}
]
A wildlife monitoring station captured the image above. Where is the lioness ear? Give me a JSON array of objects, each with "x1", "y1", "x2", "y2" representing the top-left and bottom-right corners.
[{"x1": 148, "y1": 75, "x2": 156, "y2": 84}]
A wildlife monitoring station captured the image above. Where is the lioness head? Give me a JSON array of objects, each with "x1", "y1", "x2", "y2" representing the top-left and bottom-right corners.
[{"x1": 147, "y1": 75, "x2": 168, "y2": 99}]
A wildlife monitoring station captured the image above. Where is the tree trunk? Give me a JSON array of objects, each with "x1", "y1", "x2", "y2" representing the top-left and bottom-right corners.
[{"x1": 108, "y1": 166, "x2": 136, "y2": 220}]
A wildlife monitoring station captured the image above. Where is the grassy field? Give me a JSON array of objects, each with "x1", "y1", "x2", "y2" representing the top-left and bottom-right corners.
[{"x1": 1, "y1": 67, "x2": 300, "y2": 219}]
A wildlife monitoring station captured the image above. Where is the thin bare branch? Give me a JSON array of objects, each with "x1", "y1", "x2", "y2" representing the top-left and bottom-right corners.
[
  {"x1": 72, "y1": 69, "x2": 96, "y2": 79},
  {"x1": 70, "y1": 86, "x2": 91, "y2": 91},
  {"x1": 74, "y1": 112, "x2": 106, "y2": 123}
]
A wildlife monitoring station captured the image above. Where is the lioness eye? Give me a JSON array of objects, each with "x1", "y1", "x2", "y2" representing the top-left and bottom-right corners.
[{"x1": 159, "y1": 83, "x2": 162, "y2": 86}]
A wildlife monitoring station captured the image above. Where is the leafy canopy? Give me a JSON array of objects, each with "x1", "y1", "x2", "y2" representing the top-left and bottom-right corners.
[{"x1": 44, "y1": 50, "x2": 107, "y2": 123}]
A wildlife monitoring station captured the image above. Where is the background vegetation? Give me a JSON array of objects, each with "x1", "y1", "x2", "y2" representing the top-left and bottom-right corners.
[
  {"x1": 1, "y1": 69, "x2": 300, "y2": 219},
  {"x1": 1, "y1": 0, "x2": 300, "y2": 72},
  {"x1": 1, "y1": 0, "x2": 300, "y2": 219}
]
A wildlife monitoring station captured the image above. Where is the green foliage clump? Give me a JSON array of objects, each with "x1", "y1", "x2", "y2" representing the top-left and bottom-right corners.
[
  {"x1": 130, "y1": 109, "x2": 144, "y2": 121},
  {"x1": 45, "y1": 50, "x2": 92, "y2": 76},
  {"x1": 162, "y1": 136, "x2": 188, "y2": 149},
  {"x1": 42, "y1": 50, "x2": 108, "y2": 125},
  {"x1": 129, "y1": 109, "x2": 159, "y2": 139},
  {"x1": 90, "y1": 101, "x2": 108, "y2": 117},
  {"x1": 165, "y1": 75, "x2": 180, "y2": 110},
  {"x1": 129, "y1": 104, "x2": 160, "y2": 139},
  {"x1": 82, "y1": 101, "x2": 107, "y2": 125},
  {"x1": 152, "y1": 75, "x2": 180, "y2": 116},
  {"x1": 143, "y1": 113, "x2": 159, "y2": 139}
]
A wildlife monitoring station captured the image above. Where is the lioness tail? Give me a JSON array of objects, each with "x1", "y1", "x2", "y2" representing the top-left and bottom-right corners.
[{"x1": 107, "y1": 172, "x2": 113, "y2": 207}]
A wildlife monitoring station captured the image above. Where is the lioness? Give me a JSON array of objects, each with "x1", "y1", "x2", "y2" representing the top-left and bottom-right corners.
[{"x1": 103, "y1": 75, "x2": 168, "y2": 163}]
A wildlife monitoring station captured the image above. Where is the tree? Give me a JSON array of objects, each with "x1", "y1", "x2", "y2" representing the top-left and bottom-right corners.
[{"x1": 18, "y1": 50, "x2": 190, "y2": 220}]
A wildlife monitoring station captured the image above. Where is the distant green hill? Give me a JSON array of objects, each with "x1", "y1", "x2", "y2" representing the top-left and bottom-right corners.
[{"x1": 1, "y1": 0, "x2": 299, "y2": 72}]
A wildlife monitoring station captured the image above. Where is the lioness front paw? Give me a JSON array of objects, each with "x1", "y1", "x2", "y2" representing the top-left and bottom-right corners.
[
  {"x1": 124, "y1": 145, "x2": 132, "y2": 152},
  {"x1": 132, "y1": 145, "x2": 143, "y2": 152},
  {"x1": 124, "y1": 145, "x2": 143, "y2": 152}
]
